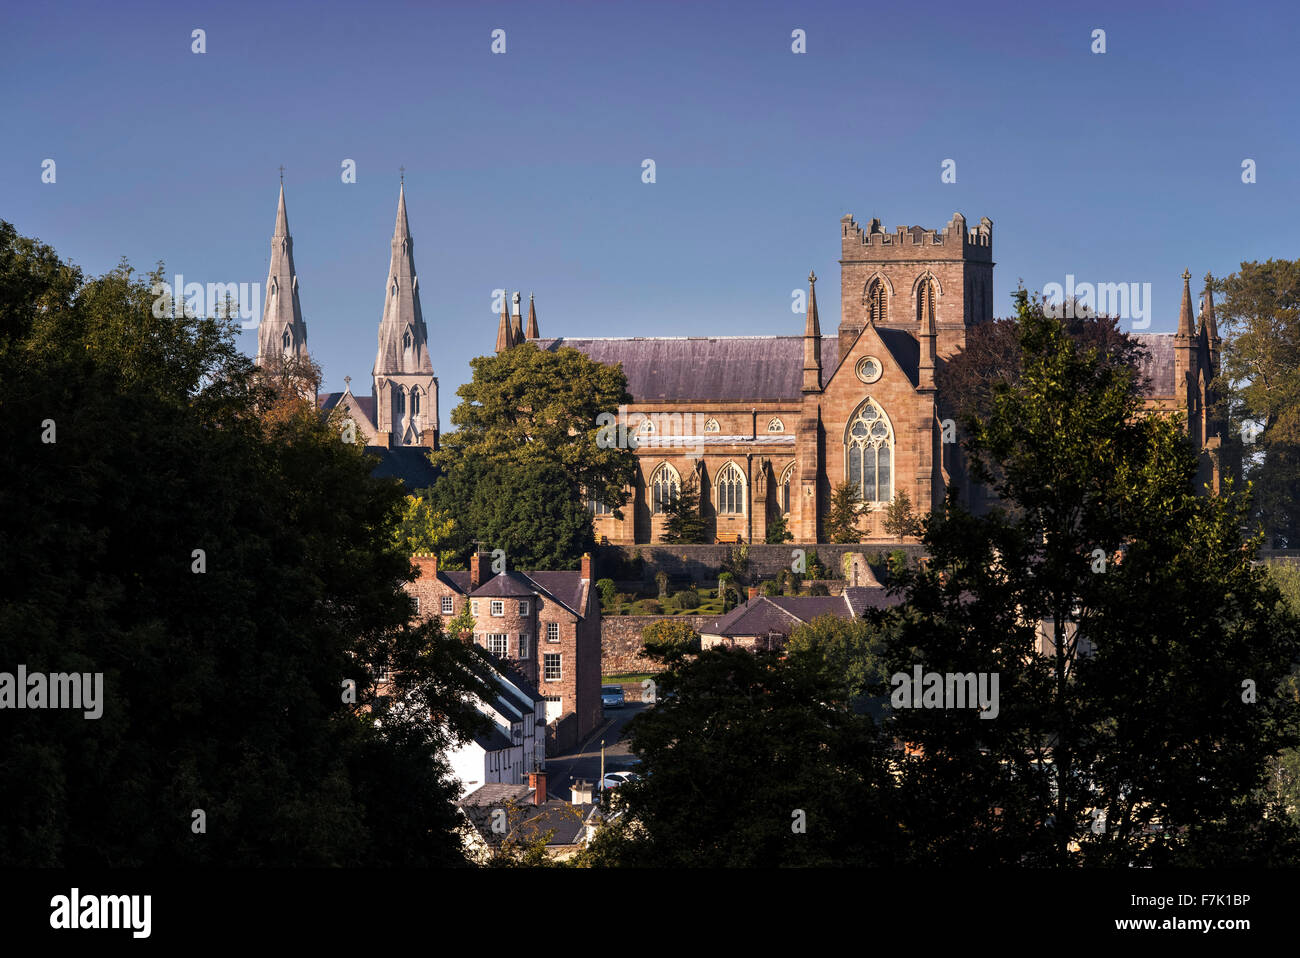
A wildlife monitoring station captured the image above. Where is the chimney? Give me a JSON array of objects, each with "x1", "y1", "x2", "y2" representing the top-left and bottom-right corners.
[
  {"x1": 470, "y1": 552, "x2": 488, "y2": 590},
  {"x1": 581, "y1": 551, "x2": 593, "y2": 582},
  {"x1": 411, "y1": 553, "x2": 438, "y2": 580},
  {"x1": 570, "y1": 779, "x2": 594, "y2": 805},
  {"x1": 529, "y1": 768, "x2": 548, "y2": 805},
  {"x1": 747, "y1": 585, "x2": 760, "y2": 600}
]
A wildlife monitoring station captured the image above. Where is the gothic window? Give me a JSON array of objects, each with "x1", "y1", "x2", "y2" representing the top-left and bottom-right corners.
[
  {"x1": 767, "y1": 418, "x2": 784, "y2": 433},
  {"x1": 917, "y1": 276, "x2": 936, "y2": 326},
  {"x1": 403, "y1": 328, "x2": 413, "y2": 351},
  {"x1": 587, "y1": 496, "x2": 611, "y2": 516},
  {"x1": 638, "y1": 418, "x2": 655, "y2": 435},
  {"x1": 649, "y1": 463, "x2": 680, "y2": 515},
  {"x1": 395, "y1": 387, "x2": 406, "y2": 416},
  {"x1": 845, "y1": 398, "x2": 894, "y2": 503},
  {"x1": 410, "y1": 388, "x2": 421, "y2": 417},
  {"x1": 779, "y1": 462, "x2": 796, "y2": 514},
  {"x1": 867, "y1": 279, "x2": 887, "y2": 325},
  {"x1": 716, "y1": 462, "x2": 745, "y2": 515},
  {"x1": 703, "y1": 418, "x2": 720, "y2": 433},
  {"x1": 282, "y1": 328, "x2": 291, "y2": 351}
]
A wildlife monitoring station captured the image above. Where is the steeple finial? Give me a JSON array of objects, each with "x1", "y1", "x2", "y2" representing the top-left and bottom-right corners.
[
  {"x1": 399, "y1": 165, "x2": 405, "y2": 184},
  {"x1": 279, "y1": 164, "x2": 285, "y2": 185},
  {"x1": 525, "y1": 292, "x2": 539, "y2": 339},
  {"x1": 1202, "y1": 272, "x2": 1219, "y2": 343}
]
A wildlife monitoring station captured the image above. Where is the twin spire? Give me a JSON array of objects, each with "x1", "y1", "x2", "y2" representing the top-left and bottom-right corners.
[
  {"x1": 373, "y1": 181, "x2": 432, "y2": 378},
  {"x1": 255, "y1": 182, "x2": 308, "y2": 366},
  {"x1": 495, "y1": 290, "x2": 541, "y2": 352}
]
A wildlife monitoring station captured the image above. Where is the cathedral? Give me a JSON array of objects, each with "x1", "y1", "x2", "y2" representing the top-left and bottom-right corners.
[
  {"x1": 507, "y1": 213, "x2": 1225, "y2": 544},
  {"x1": 253, "y1": 188, "x2": 1224, "y2": 545}
]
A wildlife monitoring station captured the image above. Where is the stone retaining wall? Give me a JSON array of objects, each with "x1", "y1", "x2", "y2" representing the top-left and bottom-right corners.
[{"x1": 601, "y1": 614, "x2": 713, "y2": 674}]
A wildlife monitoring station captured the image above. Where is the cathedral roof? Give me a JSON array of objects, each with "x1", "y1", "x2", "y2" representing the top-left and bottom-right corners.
[{"x1": 533, "y1": 336, "x2": 842, "y2": 403}]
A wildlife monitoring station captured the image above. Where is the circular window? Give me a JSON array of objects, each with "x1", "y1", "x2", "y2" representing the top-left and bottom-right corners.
[{"x1": 856, "y1": 357, "x2": 882, "y2": 384}]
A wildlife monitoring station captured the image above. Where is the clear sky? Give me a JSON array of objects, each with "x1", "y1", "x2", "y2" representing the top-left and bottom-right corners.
[{"x1": 3, "y1": 0, "x2": 1296, "y2": 419}]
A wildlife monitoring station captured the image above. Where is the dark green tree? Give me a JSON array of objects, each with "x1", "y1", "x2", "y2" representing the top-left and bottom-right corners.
[
  {"x1": 660, "y1": 474, "x2": 707, "y2": 544},
  {"x1": 826, "y1": 481, "x2": 863, "y2": 543},
  {"x1": 0, "y1": 223, "x2": 488, "y2": 866},
  {"x1": 765, "y1": 508, "x2": 794, "y2": 544}
]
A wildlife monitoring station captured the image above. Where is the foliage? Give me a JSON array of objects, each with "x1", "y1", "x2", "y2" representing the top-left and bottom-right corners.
[
  {"x1": 808, "y1": 582, "x2": 829, "y2": 596},
  {"x1": 632, "y1": 599, "x2": 663, "y2": 615},
  {"x1": 826, "y1": 482, "x2": 863, "y2": 543},
  {"x1": 659, "y1": 474, "x2": 707, "y2": 544},
  {"x1": 641, "y1": 619, "x2": 701, "y2": 660},
  {"x1": 596, "y1": 578, "x2": 617, "y2": 610},
  {"x1": 0, "y1": 224, "x2": 488, "y2": 865},
  {"x1": 882, "y1": 489, "x2": 924, "y2": 539},
  {"x1": 765, "y1": 509, "x2": 794, "y2": 544},
  {"x1": 786, "y1": 614, "x2": 892, "y2": 701},
  {"x1": 805, "y1": 548, "x2": 826, "y2": 579},
  {"x1": 391, "y1": 492, "x2": 460, "y2": 567}
]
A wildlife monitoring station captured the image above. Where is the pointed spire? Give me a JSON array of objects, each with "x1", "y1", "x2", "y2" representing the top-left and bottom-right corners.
[
  {"x1": 1177, "y1": 269, "x2": 1194, "y2": 338},
  {"x1": 256, "y1": 181, "x2": 308, "y2": 367},
  {"x1": 510, "y1": 291, "x2": 524, "y2": 344},
  {"x1": 393, "y1": 180, "x2": 411, "y2": 241},
  {"x1": 525, "y1": 292, "x2": 539, "y2": 339},
  {"x1": 919, "y1": 275, "x2": 937, "y2": 389},
  {"x1": 803, "y1": 270, "x2": 822, "y2": 393},
  {"x1": 496, "y1": 290, "x2": 514, "y2": 352},
  {"x1": 1202, "y1": 272, "x2": 1219, "y2": 343}
]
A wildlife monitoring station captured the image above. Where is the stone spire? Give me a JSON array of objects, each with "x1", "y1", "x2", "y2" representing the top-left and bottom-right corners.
[
  {"x1": 373, "y1": 182, "x2": 437, "y2": 447},
  {"x1": 1177, "y1": 269, "x2": 1195, "y2": 339},
  {"x1": 919, "y1": 273, "x2": 936, "y2": 389},
  {"x1": 1201, "y1": 272, "x2": 1220, "y2": 344},
  {"x1": 510, "y1": 291, "x2": 524, "y2": 344},
  {"x1": 255, "y1": 182, "x2": 309, "y2": 366},
  {"x1": 496, "y1": 290, "x2": 514, "y2": 352},
  {"x1": 525, "y1": 292, "x2": 539, "y2": 339},
  {"x1": 802, "y1": 270, "x2": 822, "y2": 393}
]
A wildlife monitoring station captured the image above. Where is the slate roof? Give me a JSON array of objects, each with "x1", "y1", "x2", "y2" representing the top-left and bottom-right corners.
[
  {"x1": 1132, "y1": 334, "x2": 1176, "y2": 397},
  {"x1": 318, "y1": 391, "x2": 376, "y2": 425},
  {"x1": 705, "y1": 589, "x2": 904, "y2": 638},
  {"x1": 459, "y1": 785, "x2": 594, "y2": 847},
  {"x1": 471, "y1": 571, "x2": 539, "y2": 599},
  {"x1": 364, "y1": 445, "x2": 440, "y2": 490},
  {"x1": 535, "y1": 336, "x2": 841, "y2": 403},
  {"x1": 524, "y1": 572, "x2": 587, "y2": 616},
  {"x1": 873, "y1": 326, "x2": 920, "y2": 387},
  {"x1": 472, "y1": 724, "x2": 513, "y2": 752}
]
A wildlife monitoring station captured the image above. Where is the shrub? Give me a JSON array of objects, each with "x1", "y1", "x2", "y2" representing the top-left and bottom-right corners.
[
  {"x1": 596, "y1": 578, "x2": 616, "y2": 609},
  {"x1": 633, "y1": 598, "x2": 663, "y2": 615},
  {"x1": 655, "y1": 571, "x2": 670, "y2": 598},
  {"x1": 809, "y1": 582, "x2": 830, "y2": 596},
  {"x1": 674, "y1": 588, "x2": 701, "y2": 610},
  {"x1": 761, "y1": 580, "x2": 781, "y2": 597}
]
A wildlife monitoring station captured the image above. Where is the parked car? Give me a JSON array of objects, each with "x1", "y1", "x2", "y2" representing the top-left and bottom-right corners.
[
  {"x1": 601, "y1": 771, "x2": 640, "y2": 790},
  {"x1": 601, "y1": 685, "x2": 626, "y2": 709}
]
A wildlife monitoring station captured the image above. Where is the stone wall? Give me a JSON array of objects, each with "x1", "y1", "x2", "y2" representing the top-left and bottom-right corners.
[
  {"x1": 601, "y1": 614, "x2": 713, "y2": 675},
  {"x1": 594, "y1": 542, "x2": 927, "y2": 588}
]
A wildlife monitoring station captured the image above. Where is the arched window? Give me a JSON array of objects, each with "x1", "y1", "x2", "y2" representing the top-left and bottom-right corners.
[
  {"x1": 638, "y1": 418, "x2": 655, "y2": 435},
  {"x1": 411, "y1": 387, "x2": 421, "y2": 417},
  {"x1": 403, "y1": 328, "x2": 413, "y2": 351},
  {"x1": 282, "y1": 328, "x2": 291, "y2": 351},
  {"x1": 867, "y1": 279, "x2": 887, "y2": 325},
  {"x1": 767, "y1": 418, "x2": 784, "y2": 433},
  {"x1": 395, "y1": 386, "x2": 406, "y2": 417},
  {"x1": 779, "y1": 462, "x2": 796, "y2": 514},
  {"x1": 703, "y1": 418, "x2": 720, "y2": 433},
  {"x1": 649, "y1": 463, "x2": 680, "y2": 515},
  {"x1": 917, "y1": 276, "x2": 936, "y2": 326},
  {"x1": 845, "y1": 398, "x2": 894, "y2": 503},
  {"x1": 716, "y1": 462, "x2": 745, "y2": 515}
]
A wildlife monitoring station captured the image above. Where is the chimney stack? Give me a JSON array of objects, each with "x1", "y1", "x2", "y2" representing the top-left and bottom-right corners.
[
  {"x1": 470, "y1": 552, "x2": 488, "y2": 590},
  {"x1": 411, "y1": 553, "x2": 438, "y2": 580},
  {"x1": 570, "y1": 779, "x2": 594, "y2": 805},
  {"x1": 581, "y1": 551, "x2": 593, "y2": 582},
  {"x1": 529, "y1": 768, "x2": 548, "y2": 805}
]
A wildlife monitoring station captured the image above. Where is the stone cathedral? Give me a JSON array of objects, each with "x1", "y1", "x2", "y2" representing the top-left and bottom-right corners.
[
  {"x1": 253, "y1": 189, "x2": 1224, "y2": 544},
  {"x1": 506, "y1": 213, "x2": 1225, "y2": 545}
]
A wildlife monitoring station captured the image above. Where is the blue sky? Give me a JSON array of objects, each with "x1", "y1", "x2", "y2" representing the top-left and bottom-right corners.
[{"x1": 3, "y1": 0, "x2": 1296, "y2": 415}]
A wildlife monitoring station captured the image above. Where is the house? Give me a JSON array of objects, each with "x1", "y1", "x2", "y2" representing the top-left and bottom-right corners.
[
  {"x1": 457, "y1": 771, "x2": 600, "y2": 862},
  {"x1": 406, "y1": 551, "x2": 602, "y2": 750},
  {"x1": 444, "y1": 655, "x2": 547, "y2": 797}
]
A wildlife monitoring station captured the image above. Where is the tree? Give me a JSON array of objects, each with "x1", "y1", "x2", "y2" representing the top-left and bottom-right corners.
[
  {"x1": 431, "y1": 342, "x2": 637, "y2": 565},
  {"x1": 717, "y1": 572, "x2": 738, "y2": 611},
  {"x1": 660, "y1": 474, "x2": 707, "y2": 544},
  {"x1": 578, "y1": 646, "x2": 903, "y2": 866},
  {"x1": 876, "y1": 288, "x2": 1300, "y2": 866},
  {"x1": 641, "y1": 619, "x2": 700, "y2": 661},
  {"x1": 0, "y1": 224, "x2": 490, "y2": 865},
  {"x1": 882, "y1": 489, "x2": 924, "y2": 539},
  {"x1": 786, "y1": 614, "x2": 891, "y2": 702},
  {"x1": 826, "y1": 482, "x2": 863, "y2": 543},
  {"x1": 1212, "y1": 260, "x2": 1300, "y2": 548},
  {"x1": 765, "y1": 508, "x2": 794, "y2": 544},
  {"x1": 596, "y1": 578, "x2": 617, "y2": 610},
  {"x1": 391, "y1": 492, "x2": 460, "y2": 567}
]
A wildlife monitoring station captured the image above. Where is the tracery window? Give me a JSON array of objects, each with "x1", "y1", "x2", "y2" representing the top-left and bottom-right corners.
[
  {"x1": 649, "y1": 463, "x2": 680, "y2": 515},
  {"x1": 767, "y1": 418, "x2": 784, "y2": 433},
  {"x1": 716, "y1": 462, "x2": 745, "y2": 515},
  {"x1": 845, "y1": 398, "x2": 894, "y2": 503},
  {"x1": 917, "y1": 276, "x2": 936, "y2": 326},
  {"x1": 867, "y1": 279, "x2": 887, "y2": 325},
  {"x1": 779, "y1": 462, "x2": 796, "y2": 514}
]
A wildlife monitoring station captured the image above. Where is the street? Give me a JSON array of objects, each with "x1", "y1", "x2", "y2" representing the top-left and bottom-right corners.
[{"x1": 544, "y1": 701, "x2": 651, "y2": 799}]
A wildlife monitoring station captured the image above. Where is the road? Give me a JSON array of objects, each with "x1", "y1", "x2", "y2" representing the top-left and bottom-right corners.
[{"x1": 544, "y1": 702, "x2": 650, "y2": 799}]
